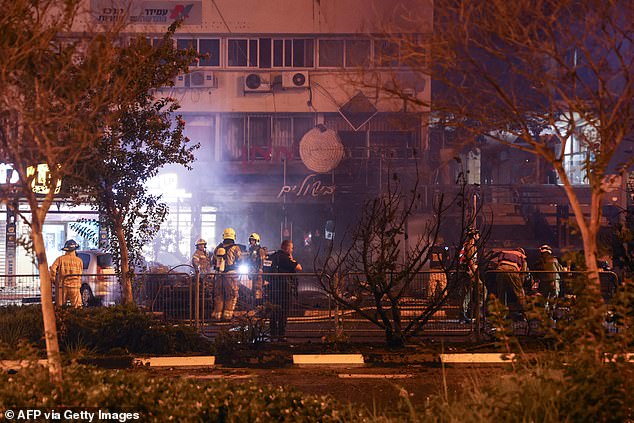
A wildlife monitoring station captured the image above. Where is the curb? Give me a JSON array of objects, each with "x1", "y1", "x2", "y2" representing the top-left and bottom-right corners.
[
  {"x1": 133, "y1": 356, "x2": 216, "y2": 367},
  {"x1": 439, "y1": 353, "x2": 515, "y2": 364},
  {"x1": 0, "y1": 359, "x2": 48, "y2": 370},
  {"x1": 292, "y1": 354, "x2": 365, "y2": 365}
]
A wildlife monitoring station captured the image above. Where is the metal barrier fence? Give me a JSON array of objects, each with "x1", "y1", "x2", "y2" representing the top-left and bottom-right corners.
[
  {"x1": 135, "y1": 272, "x2": 193, "y2": 321},
  {"x1": 2, "y1": 269, "x2": 623, "y2": 341},
  {"x1": 0, "y1": 275, "x2": 42, "y2": 306}
]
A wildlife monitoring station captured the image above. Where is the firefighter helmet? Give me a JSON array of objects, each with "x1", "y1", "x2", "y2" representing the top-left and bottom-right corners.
[
  {"x1": 62, "y1": 239, "x2": 79, "y2": 251},
  {"x1": 248, "y1": 232, "x2": 260, "y2": 243},
  {"x1": 222, "y1": 227, "x2": 236, "y2": 241},
  {"x1": 466, "y1": 227, "x2": 480, "y2": 238},
  {"x1": 195, "y1": 238, "x2": 207, "y2": 246},
  {"x1": 539, "y1": 244, "x2": 553, "y2": 254}
]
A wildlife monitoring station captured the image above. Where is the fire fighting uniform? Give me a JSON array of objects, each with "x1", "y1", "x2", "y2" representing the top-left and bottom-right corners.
[
  {"x1": 192, "y1": 247, "x2": 212, "y2": 274},
  {"x1": 459, "y1": 241, "x2": 480, "y2": 322},
  {"x1": 428, "y1": 246, "x2": 449, "y2": 300},
  {"x1": 495, "y1": 249, "x2": 529, "y2": 309},
  {"x1": 534, "y1": 247, "x2": 562, "y2": 301},
  {"x1": 50, "y1": 242, "x2": 84, "y2": 308},
  {"x1": 212, "y1": 239, "x2": 242, "y2": 320},
  {"x1": 247, "y1": 243, "x2": 266, "y2": 302}
]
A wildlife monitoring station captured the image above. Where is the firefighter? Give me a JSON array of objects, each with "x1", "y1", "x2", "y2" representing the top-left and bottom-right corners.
[
  {"x1": 534, "y1": 244, "x2": 562, "y2": 305},
  {"x1": 246, "y1": 232, "x2": 266, "y2": 303},
  {"x1": 192, "y1": 238, "x2": 213, "y2": 309},
  {"x1": 428, "y1": 245, "x2": 449, "y2": 302},
  {"x1": 50, "y1": 239, "x2": 84, "y2": 308},
  {"x1": 495, "y1": 247, "x2": 529, "y2": 311},
  {"x1": 191, "y1": 238, "x2": 212, "y2": 274},
  {"x1": 212, "y1": 228, "x2": 242, "y2": 320},
  {"x1": 458, "y1": 228, "x2": 482, "y2": 323}
]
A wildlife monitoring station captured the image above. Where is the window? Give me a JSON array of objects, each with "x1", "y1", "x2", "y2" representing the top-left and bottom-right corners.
[
  {"x1": 248, "y1": 116, "x2": 271, "y2": 160},
  {"x1": 273, "y1": 38, "x2": 314, "y2": 68},
  {"x1": 228, "y1": 39, "x2": 248, "y2": 66},
  {"x1": 370, "y1": 131, "x2": 417, "y2": 158},
  {"x1": 563, "y1": 134, "x2": 588, "y2": 185},
  {"x1": 316, "y1": 38, "x2": 372, "y2": 68},
  {"x1": 319, "y1": 40, "x2": 344, "y2": 67},
  {"x1": 228, "y1": 38, "x2": 272, "y2": 68},
  {"x1": 176, "y1": 38, "x2": 220, "y2": 67},
  {"x1": 220, "y1": 115, "x2": 314, "y2": 161},
  {"x1": 221, "y1": 116, "x2": 245, "y2": 161},
  {"x1": 272, "y1": 116, "x2": 314, "y2": 160},
  {"x1": 345, "y1": 39, "x2": 371, "y2": 67},
  {"x1": 199, "y1": 39, "x2": 220, "y2": 66}
]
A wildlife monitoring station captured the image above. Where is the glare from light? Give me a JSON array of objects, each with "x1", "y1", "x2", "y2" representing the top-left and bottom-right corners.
[{"x1": 238, "y1": 264, "x2": 249, "y2": 274}]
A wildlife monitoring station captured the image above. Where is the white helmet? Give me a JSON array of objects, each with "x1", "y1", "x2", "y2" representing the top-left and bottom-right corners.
[
  {"x1": 539, "y1": 244, "x2": 553, "y2": 254},
  {"x1": 222, "y1": 227, "x2": 236, "y2": 241}
]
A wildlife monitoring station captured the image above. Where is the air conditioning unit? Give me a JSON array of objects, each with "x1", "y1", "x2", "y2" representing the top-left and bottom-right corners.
[
  {"x1": 282, "y1": 71, "x2": 310, "y2": 88},
  {"x1": 173, "y1": 71, "x2": 217, "y2": 88},
  {"x1": 174, "y1": 74, "x2": 187, "y2": 88},
  {"x1": 243, "y1": 73, "x2": 272, "y2": 93},
  {"x1": 188, "y1": 71, "x2": 217, "y2": 88}
]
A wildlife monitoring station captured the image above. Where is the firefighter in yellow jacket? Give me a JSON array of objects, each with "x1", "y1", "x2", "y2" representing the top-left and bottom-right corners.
[
  {"x1": 50, "y1": 239, "x2": 84, "y2": 308},
  {"x1": 212, "y1": 228, "x2": 242, "y2": 320}
]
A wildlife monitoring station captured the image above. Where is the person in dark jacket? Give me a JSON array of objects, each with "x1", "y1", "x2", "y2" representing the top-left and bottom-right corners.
[
  {"x1": 534, "y1": 245, "x2": 562, "y2": 300},
  {"x1": 265, "y1": 240, "x2": 302, "y2": 341}
]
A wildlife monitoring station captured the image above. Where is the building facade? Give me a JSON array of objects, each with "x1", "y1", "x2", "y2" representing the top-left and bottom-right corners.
[{"x1": 93, "y1": 0, "x2": 432, "y2": 267}]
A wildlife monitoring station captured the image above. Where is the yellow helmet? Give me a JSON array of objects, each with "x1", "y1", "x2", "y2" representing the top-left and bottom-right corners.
[
  {"x1": 248, "y1": 232, "x2": 260, "y2": 243},
  {"x1": 195, "y1": 238, "x2": 207, "y2": 246},
  {"x1": 222, "y1": 227, "x2": 236, "y2": 241}
]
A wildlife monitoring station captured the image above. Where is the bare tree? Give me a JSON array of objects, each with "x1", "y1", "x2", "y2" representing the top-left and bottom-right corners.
[
  {"x1": 316, "y1": 162, "x2": 482, "y2": 347},
  {"x1": 376, "y1": 0, "x2": 634, "y2": 293}
]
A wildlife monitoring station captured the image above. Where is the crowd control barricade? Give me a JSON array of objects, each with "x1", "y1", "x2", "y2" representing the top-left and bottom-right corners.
[
  {"x1": 0, "y1": 275, "x2": 41, "y2": 306},
  {"x1": 135, "y1": 272, "x2": 193, "y2": 321}
]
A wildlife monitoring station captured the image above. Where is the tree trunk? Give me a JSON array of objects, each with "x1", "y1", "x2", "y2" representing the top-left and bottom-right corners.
[
  {"x1": 31, "y1": 218, "x2": 63, "y2": 384},
  {"x1": 115, "y1": 220, "x2": 134, "y2": 305},
  {"x1": 555, "y1": 163, "x2": 602, "y2": 294}
]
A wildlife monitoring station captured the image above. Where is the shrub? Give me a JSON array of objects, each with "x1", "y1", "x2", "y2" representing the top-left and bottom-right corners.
[
  {"x1": 0, "y1": 305, "x2": 212, "y2": 356},
  {"x1": 420, "y1": 276, "x2": 634, "y2": 422},
  {"x1": 0, "y1": 306, "x2": 44, "y2": 356},
  {"x1": 0, "y1": 361, "x2": 369, "y2": 422},
  {"x1": 58, "y1": 305, "x2": 213, "y2": 355}
]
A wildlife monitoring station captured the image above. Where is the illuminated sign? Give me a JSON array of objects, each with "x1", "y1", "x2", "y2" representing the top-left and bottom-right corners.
[
  {"x1": 26, "y1": 164, "x2": 62, "y2": 195},
  {"x1": 278, "y1": 174, "x2": 336, "y2": 198},
  {"x1": 146, "y1": 173, "x2": 191, "y2": 199}
]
